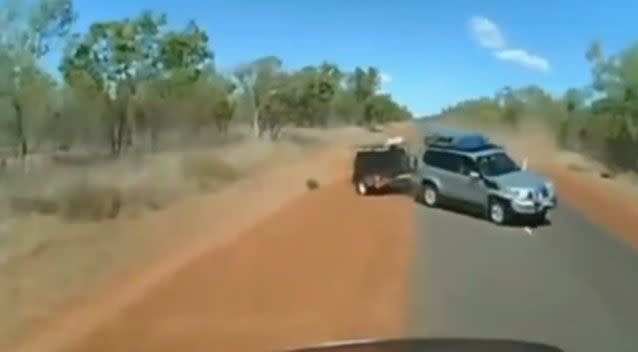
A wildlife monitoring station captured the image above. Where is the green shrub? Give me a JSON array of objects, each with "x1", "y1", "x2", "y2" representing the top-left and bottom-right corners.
[
  {"x1": 58, "y1": 184, "x2": 122, "y2": 221},
  {"x1": 181, "y1": 154, "x2": 239, "y2": 191},
  {"x1": 9, "y1": 197, "x2": 59, "y2": 215}
]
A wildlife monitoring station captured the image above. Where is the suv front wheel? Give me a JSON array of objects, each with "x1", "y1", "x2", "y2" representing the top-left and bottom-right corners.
[{"x1": 488, "y1": 198, "x2": 510, "y2": 225}]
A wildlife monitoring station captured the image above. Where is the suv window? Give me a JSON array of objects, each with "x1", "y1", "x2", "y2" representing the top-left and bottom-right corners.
[
  {"x1": 476, "y1": 152, "x2": 520, "y2": 177},
  {"x1": 459, "y1": 156, "x2": 479, "y2": 176},
  {"x1": 423, "y1": 150, "x2": 463, "y2": 173},
  {"x1": 423, "y1": 150, "x2": 433, "y2": 164},
  {"x1": 422, "y1": 150, "x2": 444, "y2": 168}
]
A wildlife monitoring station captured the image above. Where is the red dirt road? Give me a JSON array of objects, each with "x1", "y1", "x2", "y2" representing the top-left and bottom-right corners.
[{"x1": 65, "y1": 180, "x2": 414, "y2": 352}]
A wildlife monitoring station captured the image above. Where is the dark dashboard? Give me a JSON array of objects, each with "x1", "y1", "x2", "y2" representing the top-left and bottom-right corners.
[{"x1": 286, "y1": 338, "x2": 564, "y2": 352}]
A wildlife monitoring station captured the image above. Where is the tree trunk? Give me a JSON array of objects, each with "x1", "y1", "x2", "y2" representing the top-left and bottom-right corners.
[
  {"x1": 12, "y1": 97, "x2": 28, "y2": 159},
  {"x1": 215, "y1": 117, "x2": 230, "y2": 135},
  {"x1": 252, "y1": 110, "x2": 261, "y2": 137},
  {"x1": 150, "y1": 127, "x2": 159, "y2": 153},
  {"x1": 270, "y1": 124, "x2": 282, "y2": 140},
  {"x1": 124, "y1": 121, "x2": 133, "y2": 150},
  {"x1": 149, "y1": 108, "x2": 160, "y2": 153},
  {"x1": 624, "y1": 113, "x2": 637, "y2": 139},
  {"x1": 110, "y1": 132, "x2": 118, "y2": 155},
  {"x1": 115, "y1": 111, "x2": 126, "y2": 156}
]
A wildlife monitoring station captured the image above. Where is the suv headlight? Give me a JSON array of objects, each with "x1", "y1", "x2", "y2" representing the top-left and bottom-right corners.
[
  {"x1": 507, "y1": 187, "x2": 532, "y2": 200},
  {"x1": 544, "y1": 181, "x2": 555, "y2": 195}
]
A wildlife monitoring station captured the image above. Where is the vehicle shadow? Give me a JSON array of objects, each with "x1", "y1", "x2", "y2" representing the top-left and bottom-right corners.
[
  {"x1": 366, "y1": 187, "x2": 414, "y2": 197},
  {"x1": 362, "y1": 180, "x2": 417, "y2": 197},
  {"x1": 361, "y1": 183, "x2": 552, "y2": 229},
  {"x1": 414, "y1": 198, "x2": 552, "y2": 229}
]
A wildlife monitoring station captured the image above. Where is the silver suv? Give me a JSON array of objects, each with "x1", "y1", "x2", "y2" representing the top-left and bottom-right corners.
[{"x1": 416, "y1": 131, "x2": 556, "y2": 225}]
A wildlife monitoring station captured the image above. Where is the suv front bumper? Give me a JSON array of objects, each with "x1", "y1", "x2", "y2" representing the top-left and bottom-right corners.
[{"x1": 510, "y1": 196, "x2": 557, "y2": 214}]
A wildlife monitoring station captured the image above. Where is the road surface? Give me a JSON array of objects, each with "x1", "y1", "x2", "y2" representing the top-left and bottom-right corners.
[{"x1": 409, "y1": 200, "x2": 638, "y2": 352}]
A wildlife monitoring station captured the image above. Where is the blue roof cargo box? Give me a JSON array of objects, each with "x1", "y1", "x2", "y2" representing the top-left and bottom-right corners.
[
  {"x1": 424, "y1": 129, "x2": 498, "y2": 152},
  {"x1": 456, "y1": 133, "x2": 489, "y2": 149}
]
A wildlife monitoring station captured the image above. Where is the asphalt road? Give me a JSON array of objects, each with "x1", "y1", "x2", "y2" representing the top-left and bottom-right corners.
[{"x1": 408, "y1": 199, "x2": 638, "y2": 352}]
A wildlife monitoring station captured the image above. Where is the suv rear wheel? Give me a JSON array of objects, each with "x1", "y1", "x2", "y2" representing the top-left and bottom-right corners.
[{"x1": 422, "y1": 183, "x2": 439, "y2": 207}]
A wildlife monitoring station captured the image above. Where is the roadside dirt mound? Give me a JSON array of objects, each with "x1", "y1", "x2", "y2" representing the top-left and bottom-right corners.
[{"x1": 65, "y1": 180, "x2": 414, "y2": 352}]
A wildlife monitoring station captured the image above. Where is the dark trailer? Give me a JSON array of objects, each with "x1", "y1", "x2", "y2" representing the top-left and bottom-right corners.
[{"x1": 351, "y1": 143, "x2": 414, "y2": 195}]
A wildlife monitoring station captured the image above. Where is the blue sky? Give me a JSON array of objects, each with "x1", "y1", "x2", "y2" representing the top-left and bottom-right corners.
[{"x1": 44, "y1": 0, "x2": 638, "y2": 116}]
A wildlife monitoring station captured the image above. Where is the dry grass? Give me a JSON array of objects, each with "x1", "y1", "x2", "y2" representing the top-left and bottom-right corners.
[
  {"x1": 0, "y1": 127, "x2": 341, "y2": 259},
  {"x1": 181, "y1": 153, "x2": 240, "y2": 192},
  {"x1": 0, "y1": 124, "x2": 389, "y2": 348},
  {"x1": 0, "y1": 127, "x2": 336, "y2": 221}
]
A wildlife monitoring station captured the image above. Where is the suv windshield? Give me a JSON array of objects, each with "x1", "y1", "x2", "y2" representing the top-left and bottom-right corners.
[{"x1": 476, "y1": 152, "x2": 520, "y2": 177}]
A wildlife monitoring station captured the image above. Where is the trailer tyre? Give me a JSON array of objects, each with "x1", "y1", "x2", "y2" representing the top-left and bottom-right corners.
[{"x1": 355, "y1": 181, "x2": 368, "y2": 196}]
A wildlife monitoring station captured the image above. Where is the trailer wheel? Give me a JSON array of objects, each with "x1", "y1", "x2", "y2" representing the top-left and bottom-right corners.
[{"x1": 355, "y1": 181, "x2": 368, "y2": 195}]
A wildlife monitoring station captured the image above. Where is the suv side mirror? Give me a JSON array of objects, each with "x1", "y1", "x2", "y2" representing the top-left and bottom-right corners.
[{"x1": 469, "y1": 171, "x2": 481, "y2": 180}]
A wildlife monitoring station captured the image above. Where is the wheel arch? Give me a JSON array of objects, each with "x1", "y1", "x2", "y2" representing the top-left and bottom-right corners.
[
  {"x1": 421, "y1": 177, "x2": 440, "y2": 190},
  {"x1": 488, "y1": 191, "x2": 514, "y2": 204}
]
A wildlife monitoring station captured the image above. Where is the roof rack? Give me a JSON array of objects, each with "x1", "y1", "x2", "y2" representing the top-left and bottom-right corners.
[
  {"x1": 356, "y1": 136, "x2": 407, "y2": 152},
  {"x1": 424, "y1": 129, "x2": 501, "y2": 152},
  {"x1": 385, "y1": 136, "x2": 405, "y2": 146},
  {"x1": 356, "y1": 143, "x2": 390, "y2": 151}
]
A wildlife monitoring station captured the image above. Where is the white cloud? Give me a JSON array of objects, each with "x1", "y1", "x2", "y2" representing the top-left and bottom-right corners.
[
  {"x1": 493, "y1": 49, "x2": 550, "y2": 72},
  {"x1": 380, "y1": 72, "x2": 392, "y2": 84},
  {"x1": 469, "y1": 16, "x2": 505, "y2": 49},
  {"x1": 469, "y1": 16, "x2": 550, "y2": 73}
]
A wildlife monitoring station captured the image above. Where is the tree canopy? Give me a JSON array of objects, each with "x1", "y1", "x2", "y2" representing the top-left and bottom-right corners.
[
  {"x1": 436, "y1": 40, "x2": 638, "y2": 172},
  {"x1": 0, "y1": 0, "x2": 412, "y2": 160}
]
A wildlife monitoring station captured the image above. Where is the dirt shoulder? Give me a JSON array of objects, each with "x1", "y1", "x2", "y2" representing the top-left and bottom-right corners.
[
  {"x1": 535, "y1": 159, "x2": 638, "y2": 248},
  {"x1": 12, "y1": 123, "x2": 415, "y2": 352},
  {"x1": 57, "y1": 167, "x2": 413, "y2": 352},
  {"x1": 2, "y1": 129, "x2": 369, "y2": 350},
  {"x1": 499, "y1": 131, "x2": 638, "y2": 249}
]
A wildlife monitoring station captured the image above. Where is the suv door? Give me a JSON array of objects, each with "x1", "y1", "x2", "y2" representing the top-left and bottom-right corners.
[
  {"x1": 457, "y1": 155, "x2": 489, "y2": 207},
  {"x1": 422, "y1": 150, "x2": 465, "y2": 200}
]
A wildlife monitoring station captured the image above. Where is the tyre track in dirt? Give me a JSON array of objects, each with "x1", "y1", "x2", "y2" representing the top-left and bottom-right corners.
[{"x1": 61, "y1": 177, "x2": 414, "y2": 352}]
